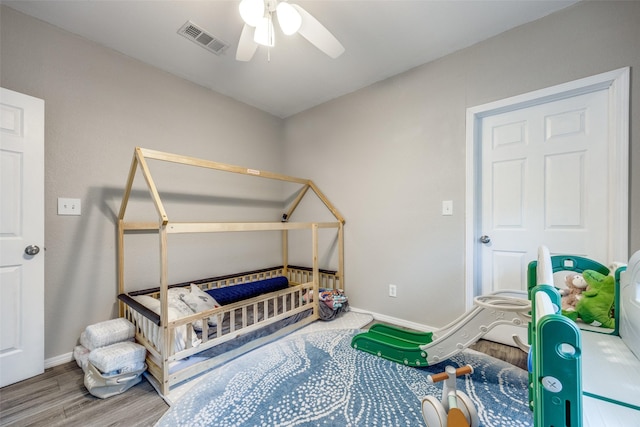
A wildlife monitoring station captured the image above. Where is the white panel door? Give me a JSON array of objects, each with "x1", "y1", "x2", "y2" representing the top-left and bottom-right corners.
[
  {"x1": 480, "y1": 89, "x2": 609, "y2": 294},
  {"x1": 0, "y1": 88, "x2": 45, "y2": 386}
]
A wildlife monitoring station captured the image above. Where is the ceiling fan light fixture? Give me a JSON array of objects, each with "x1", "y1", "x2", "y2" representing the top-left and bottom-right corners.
[
  {"x1": 276, "y1": 2, "x2": 302, "y2": 35},
  {"x1": 254, "y1": 16, "x2": 275, "y2": 47},
  {"x1": 239, "y1": 0, "x2": 264, "y2": 27},
  {"x1": 235, "y1": 0, "x2": 344, "y2": 61}
]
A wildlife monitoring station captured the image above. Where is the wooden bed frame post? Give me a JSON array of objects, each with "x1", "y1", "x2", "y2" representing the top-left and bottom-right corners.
[
  {"x1": 118, "y1": 151, "x2": 138, "y2": 221},
  {"x1": 312, "y1": 223, "x2": 319, "y2": 319},
  {"x1": 282, "y1": 229, "x2": 288, "y2": 277},
  {"x1": 118, "y1": 152, "x2": 139, "y2": 317},
  {"x1": 339, "y1": 222, "x2": 345, "y2": 291},
  {"x1": 117, "y1": 219, "x2": 125, "y2": 317},
  {"x1": 159, "y1": 224, "x2": 170, "y2": 395},
  {"x1": 135, "y1": 146, "x2": 173, "y2": 395},
  {"x1": 308, "y1": 181, "x2": 342, "y2": 224},
  {"x1": 136, "y1": 148, "x2": 169, "y2": 225}
]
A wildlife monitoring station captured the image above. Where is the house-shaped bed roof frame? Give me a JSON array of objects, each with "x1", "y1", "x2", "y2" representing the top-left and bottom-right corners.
[{"x1": 117, "y1": 147, "x2": 345, "y2": 321}]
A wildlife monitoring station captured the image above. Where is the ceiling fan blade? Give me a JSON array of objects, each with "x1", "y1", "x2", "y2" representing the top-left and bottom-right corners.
[
  {"x1": 236, "y1": 24, "x2": 259, "y2": 61},
  {"x1": 290, "y1": 4, "x2": 345, "y2": 59}
]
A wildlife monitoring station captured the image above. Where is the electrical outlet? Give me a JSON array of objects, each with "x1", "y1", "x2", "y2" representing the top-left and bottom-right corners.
[
  {"x1": 389, "y1": 284, "x2": 397, "y2": 298},
  {"x1": 58, "y1": 197, "x2": 81, "y2": 215}
]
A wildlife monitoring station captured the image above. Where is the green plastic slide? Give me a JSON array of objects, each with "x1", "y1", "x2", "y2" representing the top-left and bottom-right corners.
[{"x1": 351, "y1": 323, "x2": 434, "y2": 367}]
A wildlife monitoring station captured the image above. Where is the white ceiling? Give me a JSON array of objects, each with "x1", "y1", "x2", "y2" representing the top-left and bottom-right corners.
[{"x1": 4, "y1": 0, "x2": 579, "y2": 118}]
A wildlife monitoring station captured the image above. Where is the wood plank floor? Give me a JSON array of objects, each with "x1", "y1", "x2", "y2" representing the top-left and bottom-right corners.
[
  {"x1": 469, "y1": 339, "x2": 528, "y2": 370},
  {"x1": 0, "y1": 362, "x2": 168, "y2": 427},
  {"x1": 1, "y1": 324, "x2": 527, "y2": 426}
]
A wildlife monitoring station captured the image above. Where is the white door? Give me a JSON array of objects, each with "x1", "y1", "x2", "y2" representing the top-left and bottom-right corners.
[
  {"x1": 465, "y1": 68, "x2": 629, "y2": 307},
  {"x1": 480, "y1": 89, "x2": 609, "y2": 294},
  {"x1": 0, "y1": 88, "x2": 45, "y2": 387}
]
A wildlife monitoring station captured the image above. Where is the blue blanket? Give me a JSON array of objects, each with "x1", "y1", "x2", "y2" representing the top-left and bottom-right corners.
[{"x1": 206, "y1": 276, "x2": 289, "y2": 305}]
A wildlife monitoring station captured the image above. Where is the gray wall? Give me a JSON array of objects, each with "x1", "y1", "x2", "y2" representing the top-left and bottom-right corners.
[
  {"x1": 1, "y1": 1, "x2": 639, "y2": 360},
  {"x1": 282, "y1": 1, "x2": 640, "y2": 327},
  {"x1": 1, "y1": 6, "x2": 284, "y2": 359}
]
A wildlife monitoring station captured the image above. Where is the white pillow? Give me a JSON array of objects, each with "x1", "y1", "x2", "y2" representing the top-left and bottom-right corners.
[
  {"x1": 168, "y1": 287, "x2": 189, "y2": 307},
  {"x1": 132, "y1": 295, "x2": 201, "y2": 353},
  {"x1": 181, "y1": 284, "x2": 221, "y2": 327},
  {"x1": 170, "y1": 287, "x2": 187, "y2": 296},
  {"x1": 133, "y1": 294, "x2": 160, "y2": 312},
  {"x1": 168, "y1": 288, "x2": 205, "y2": 331}
]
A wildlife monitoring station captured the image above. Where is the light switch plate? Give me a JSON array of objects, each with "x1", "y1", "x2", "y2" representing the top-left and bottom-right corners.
[
  {"x1": 58, "y1": 198, "x2": 81, "y2": 215},
  {"x1": 442, "y1": 200, "x2": 453, "y2": 216}
]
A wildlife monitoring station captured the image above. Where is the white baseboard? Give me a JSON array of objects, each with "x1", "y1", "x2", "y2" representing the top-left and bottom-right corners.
[
  {"x1": 349, "y1": 306, "x2": 436, "y2": 332},
  {"x1": 45, "y1": 351, "x2": 74, "y2": 369}
]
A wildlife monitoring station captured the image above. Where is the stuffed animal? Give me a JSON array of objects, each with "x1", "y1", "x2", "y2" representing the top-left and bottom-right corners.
[
  {"x1": 560, "y1": 274, "x2": 588, "y2": 311},
  {"x1": 562, "y1": 269, "x2": 615, "y2": 328}
]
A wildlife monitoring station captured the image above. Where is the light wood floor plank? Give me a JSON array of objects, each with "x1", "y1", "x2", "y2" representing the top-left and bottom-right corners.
[{"x1": 0, "y1": 363, "x2": 168, "y2": 427}]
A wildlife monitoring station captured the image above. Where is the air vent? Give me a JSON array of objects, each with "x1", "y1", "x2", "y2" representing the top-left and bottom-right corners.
[{"x1": 178, "y1": 21, "x2": 229, "y2": 55}]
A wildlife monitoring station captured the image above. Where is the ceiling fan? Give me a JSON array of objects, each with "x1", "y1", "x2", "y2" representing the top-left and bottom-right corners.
[{"x1": 236, "y1": 0, "x2": 345, "y2": 61}]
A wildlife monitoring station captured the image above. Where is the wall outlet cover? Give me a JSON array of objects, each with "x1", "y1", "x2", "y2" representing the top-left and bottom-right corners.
[{"x1": 389, "y1": 284, "x2": 397, "y2": 297}]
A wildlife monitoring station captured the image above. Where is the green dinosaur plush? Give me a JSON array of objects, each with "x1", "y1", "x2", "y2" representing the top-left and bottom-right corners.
[{"x1": 562, "y1": 269, "x2": 615, "y2": 328}]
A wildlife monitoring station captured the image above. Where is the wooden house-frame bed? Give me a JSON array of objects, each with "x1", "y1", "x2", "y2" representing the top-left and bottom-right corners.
[{"x1": 117, "y1": 147, "x2": 345, "y2": 395}]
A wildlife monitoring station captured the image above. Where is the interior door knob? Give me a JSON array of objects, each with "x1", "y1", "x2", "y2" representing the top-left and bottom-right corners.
[
  {"x1": 479, "y1": 235, "x2": 491, "y2": 244},
  {"x1": 25, "y1": 245, "x2": 40, "y2": 256}
]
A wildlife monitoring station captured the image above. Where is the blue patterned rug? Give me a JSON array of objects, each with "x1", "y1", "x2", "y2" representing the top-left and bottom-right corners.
[{"x1": 156, "y1": 329, "x2": 532, "y2": 427}]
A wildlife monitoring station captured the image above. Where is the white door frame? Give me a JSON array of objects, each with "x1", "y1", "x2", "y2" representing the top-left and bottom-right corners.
[{"x1": 464, "y1": 67, "x2": 629, "y2": 309}]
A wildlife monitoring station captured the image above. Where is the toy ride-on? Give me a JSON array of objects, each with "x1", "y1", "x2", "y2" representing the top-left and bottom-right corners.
[{"x1": 421, "y1": 364, "x2": 479, "y2": 427}]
